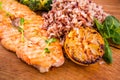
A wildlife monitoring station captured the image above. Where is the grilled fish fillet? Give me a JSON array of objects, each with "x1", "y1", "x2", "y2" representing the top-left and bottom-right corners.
[{"x1": 0, "y1": 0, "x2": 64, "y2": 72}]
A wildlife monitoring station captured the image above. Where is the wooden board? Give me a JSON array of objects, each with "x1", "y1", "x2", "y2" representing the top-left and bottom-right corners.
[{"x1": 0, "y1": 0, "x2": 120, "y2": 80}]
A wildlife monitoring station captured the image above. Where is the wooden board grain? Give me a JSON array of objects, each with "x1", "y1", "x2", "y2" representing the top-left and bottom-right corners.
[{"x1": 0, "y1": 0, "x2": 120, "y2": 80}]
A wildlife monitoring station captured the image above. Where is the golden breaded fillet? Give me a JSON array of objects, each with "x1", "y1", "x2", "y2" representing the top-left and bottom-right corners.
[
  {"x1": 64, "y1": 27, "x2": 104, "y2": 65},
  {"x1": 0, "y1": 0, "x2": 64, "y2": 72}
]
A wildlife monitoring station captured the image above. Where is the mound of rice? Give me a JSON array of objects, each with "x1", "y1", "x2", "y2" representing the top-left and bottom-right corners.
[{"x1": 41, "y1": 0, "x2": 108, "y2": 41}]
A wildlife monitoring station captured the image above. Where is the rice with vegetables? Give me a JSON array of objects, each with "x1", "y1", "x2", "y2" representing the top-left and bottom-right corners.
[{"x1": 41, "y1": 0, "x2": 108, "y2": 42}]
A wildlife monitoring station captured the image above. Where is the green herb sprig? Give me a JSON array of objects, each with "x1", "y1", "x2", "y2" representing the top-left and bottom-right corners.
[
  {"x1": 44, "y1": 48, "x2": 50, "y2": 53},
  {"x1": 18, "y1": 18, "x2": 25, "y2": 42},
  {"x1": 0, "y1": 2, "x2": 2, "y2": 10},
  {"x1": 45, "y1": 38, "x2": 57, "y2": 45},
  {"x1": 43, "y1": 38, "x2": 57, "y2": 54},
  {"x1": 94, "y1": 16, "x2": 120, "y2": 64}
]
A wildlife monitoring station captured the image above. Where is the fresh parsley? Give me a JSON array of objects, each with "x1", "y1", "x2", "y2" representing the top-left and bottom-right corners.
[
  {"x1": 0, "y1": 2, "x2": 2, "y2": 10},
  {"x1": 45, "y1": 38, "x2": 57, "y2": 45},
  {"x1": 18, "y1": 18, "x2": 25, "y2": 42},
  {"x1": 43, "y1": 38, "x2": 57, "y2": 54},
  {"x1": 44, "y1": 48, "x2": 50, "y2": 53},
  {"x1": 20, "y1": 18, "x2": 25, "y2": 25}
]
